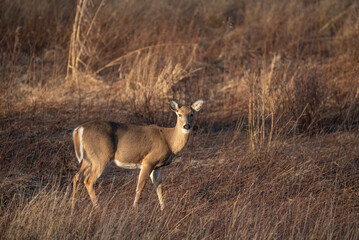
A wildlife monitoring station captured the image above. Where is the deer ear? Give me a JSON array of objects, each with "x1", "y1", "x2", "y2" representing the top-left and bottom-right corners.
[
  {"x1": 169, "y1": 100, "x2": 179, "y2": 112},
  {"x1": 191, "y1": 99, "x2": 204, "y2": 112}
]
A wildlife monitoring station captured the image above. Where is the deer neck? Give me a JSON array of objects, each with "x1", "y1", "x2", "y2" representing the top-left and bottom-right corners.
[{"x1": 163, "y1": 123, "x2": 190, "y2": 155}]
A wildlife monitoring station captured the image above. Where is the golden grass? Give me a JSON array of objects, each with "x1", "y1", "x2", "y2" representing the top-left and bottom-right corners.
[{"x1": 1, "y1": 0, "x2": 359, "y2": 239}]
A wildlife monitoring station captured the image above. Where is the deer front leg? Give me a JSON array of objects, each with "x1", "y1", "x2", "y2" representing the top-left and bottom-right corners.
[
  {"x1": 133, "y1": 163, "x2": 153, "y2": 208},
  {"x1": 150, "y1": 168, "x2": 164, "y2": 211}
]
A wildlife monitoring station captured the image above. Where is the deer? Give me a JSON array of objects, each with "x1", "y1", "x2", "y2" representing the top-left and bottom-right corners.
[{"x1": 71, "y1": 99, "x2": 204, "y2": 211}]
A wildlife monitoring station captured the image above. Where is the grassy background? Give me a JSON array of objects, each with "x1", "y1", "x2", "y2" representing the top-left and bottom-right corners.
[{"x1": 1, "y1": 0, "x2": 359, "y2": 239}]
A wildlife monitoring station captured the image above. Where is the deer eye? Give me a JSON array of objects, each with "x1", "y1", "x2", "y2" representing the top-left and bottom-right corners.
[
  {"x1": 179, "y1": 114, "x2": 182, "y2": 118},
  {"x1": 190, "y1": 113, "x2": 193, "y2": 117}
]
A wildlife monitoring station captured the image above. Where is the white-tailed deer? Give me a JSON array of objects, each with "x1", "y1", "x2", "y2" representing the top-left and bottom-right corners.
[{"x1": 72, "y1": 99, "x2": 204, "y2": 210}]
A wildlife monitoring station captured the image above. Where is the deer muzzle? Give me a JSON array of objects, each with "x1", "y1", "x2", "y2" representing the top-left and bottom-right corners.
[{"x1": 183, "y1": 124, "x2": 191, "y2": 130}]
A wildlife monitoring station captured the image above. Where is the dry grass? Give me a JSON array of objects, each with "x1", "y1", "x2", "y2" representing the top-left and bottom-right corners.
[{"x1": 1, "y1": 0, "x2": 359, "y2": 239}]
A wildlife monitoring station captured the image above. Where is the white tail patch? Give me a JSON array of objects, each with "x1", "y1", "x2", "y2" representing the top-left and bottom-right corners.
[{"x1": 73, "y1": 126, "x2": 84, "y2": 163}]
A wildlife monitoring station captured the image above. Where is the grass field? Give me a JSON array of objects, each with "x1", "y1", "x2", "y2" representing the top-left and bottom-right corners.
[{"x1": 1, "y1": 0, "x2": 359, "y2": 239}]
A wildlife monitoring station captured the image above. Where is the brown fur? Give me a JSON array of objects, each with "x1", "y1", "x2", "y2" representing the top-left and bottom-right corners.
[{"x1": 72, "y1": 100, "x2": 204, "y2": 210}]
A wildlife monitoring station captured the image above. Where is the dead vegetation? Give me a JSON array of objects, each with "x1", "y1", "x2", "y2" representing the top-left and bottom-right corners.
[{"x1": 1, "y1": 0, "x2": 359, "y2": 239}]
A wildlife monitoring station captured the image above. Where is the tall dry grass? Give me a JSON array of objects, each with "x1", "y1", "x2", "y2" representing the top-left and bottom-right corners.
[{"x1": 1, "y1": 0, "x2": 359, "y2": 239}]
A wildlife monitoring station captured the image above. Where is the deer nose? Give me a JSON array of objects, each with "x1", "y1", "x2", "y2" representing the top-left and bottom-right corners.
[{"x1": 183, "y1": 124, "x2": 191, "y2": 130}]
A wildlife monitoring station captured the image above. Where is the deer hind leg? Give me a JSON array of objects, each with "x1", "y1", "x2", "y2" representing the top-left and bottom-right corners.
[
  {"x1": 133, "y1": 163, "x2": 153, "y2": 208},
  {"x1": 72, "y1": 159, "x2": 91, "y2": 209},
  {"x1": 150, "y1": 168, "x2": 164, "y2": 211},
  {"x1": 83, "y1": 160, "x2": 108, "y2": 206}
]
